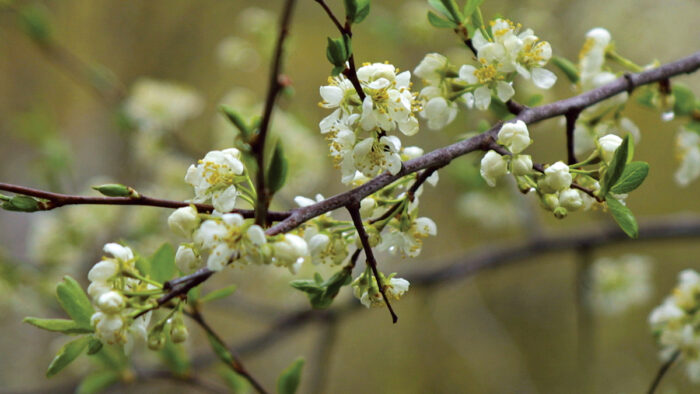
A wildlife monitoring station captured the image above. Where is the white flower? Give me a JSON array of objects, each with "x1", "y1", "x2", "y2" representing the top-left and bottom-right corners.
[
  {"x1": 359, "y1": 197, "x2": 377, "y2": 217},
  {"x1": 307, "y1": 233, "x2": 348, "y2": 266},
  {"x1": 559, "y1": 188, "x2": 583, "y2": 211},
  {"x1": 87, "y1": 281, "x2": 112, "y2": 300},
  {"x1": 579, "y1": 28, "x2": 611, "y2": 83},
  {"x1": 104, "y1": 243, "x2": 134, "y2": 262},
  {"x1": 185, "y1": 148, "x2": 245, "y2": 212},
  {"x1": 674, "y1": 127, "x2": 700, "y2": 187},
  {"x1": 385, "y1": 277, "x2": 410, "y2": 299},
  {"x1": 598, "y1": 134, "x2": 623, "y2": 163},
  {"x1": 352, "y1": 136, "x2": 403, "y2": 178},
  {"x1": 271, "y1": 234, "x2": 309, "y2": 274},
  {"x1": 357, "y1": 63, "x2": 419, "y2": 136},
  {"x1": 480, "y1": 150, "x2": 509, "y2": 187},
  {"x1": 247, "y1": 225, "x2": 267, "y2": 246},
  {"x1": 414, "y1": 53, "x2": 449, "y2": 85},
  {"x1": 91, "y1": 312, "x2": 125, "y2": 344},
  {"x1": 175, "y1": 245, "x2": 200, "y2": 273},
  {"x1": 96, "y1": 291, "x2": 126, "y2": 314},
  {"x1": 497, "y1": 120, "x2": 531, "y2": 154},
  {"x1": 418, "y1": 87, "x2": 458, "y2": 131},
  {"x1": 511, "y1": 154, "x2": 533, "y2": 176},
  {"x1": 168, "y1": 206, "x2": 200, "y2": 238},
  {"x1": 649, "y1": 298, "x2": 685, "y2": 326},
  {"x1": 402, "y1": 146, "x2": 424, "y2": 160},
  {"x1": 124, "y1": 78, "x2": 204, "y2": 133},
  {"x1": 458, "y1": 64, "x2": 514, "y2": 110},
  {"x1": 216, "y1": 36, "x2": 260, "y2": 71},
  {"x1": 378, "y1": 217, "x2": 437, "y2": 258},
  {"x1": 588, "y1": 255, "x2": 652, "y2": 315},
  {"x1": 194, "y1": 213, "x2": 250, "y2": 271},
  {"x1": 543, "y1": 161, "x2": 572, "y2": 192},
  {"x1": 88, "y1": 260, "x2": 119, "y2": 283}
]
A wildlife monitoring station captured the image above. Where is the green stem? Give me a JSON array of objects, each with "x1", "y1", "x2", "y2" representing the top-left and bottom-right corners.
[{"x1": 606, "y1": 50, "x2": 644, "y2": 72}]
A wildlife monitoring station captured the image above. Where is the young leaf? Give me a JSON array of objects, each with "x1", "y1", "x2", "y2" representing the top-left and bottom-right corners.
[
  {"x1": 2, "y1": 195, "x2": 41, "y2": 212},
  {"x1": 344, "y1": 0, "x2": 370, "y2": 24},
  {"x1": 550, "y1": 56, "x2": 580, "y2": 84},
  {"x1": 56, "y1": 276, "x2": 94, "y2": 328},
  {"x1": 427, "y1": 0, "x2": 451, "y2": 19},
  {"x1": 207, "y1": 333, "x2": 234, "y2": 365},
  {"x1": 218, "y1": 365, "x2": 251, "y2": 394},
  {"x1": 46, "y1": 336, "x2": 91, "y2": 377},
  {"x1": 87, "y1": 336, "x2": 103, "y2": 355},
  {"x1": 605, "y1": 196, "x2": 639, "y2": 238},
  {"x1": 673, "y1": 83, "x2": 696, "y2": 117},
  {"x1": 220, "y1": 105, "x2": 251, "y2": 141},
  {"x1": 326, "y1": 37, "x2": 348, "y2": 67},
  {"x1": 599, "y1": 135, "x2": 630, "y2": 197},
  {"x1": 24, "y1": 317, "x2": 93, "y2": 334},
  {"x1": 76, "y1": 370, "x2": 120, "y2": 394},
  {"x1": 267, "y1": 141, "x2": 288, "y2": 194},
  {"x1": 610, "y1": 161, "x2": 649, "y2": 194},
  {"x1": 277, "y1": 357, "x2": 305, "y2": 394},
  {"x1": 200, "y1": 285, "x2": 238, "y2": 304},
  {"x1": 427, "y1": 11, "x2": 456, "y2": 29},
  {"x1": 150, "y1": 243, "x2": 175, "y2": 283},
  {"x1": 92, "y1": 184, "x2": 131, "y2": 197},
  {"x1": 136, "y1": 255, "x2": 151, "y2": 277},
  {"x1": 463, "y1": 0, "x2": 484, "y2": 20}
]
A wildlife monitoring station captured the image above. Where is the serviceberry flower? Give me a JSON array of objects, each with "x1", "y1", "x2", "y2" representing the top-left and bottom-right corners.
[
  {"x1": 480, "y1": 150, "x2": 509, "y2": 187},
  {"x1": 378, "y1": 217, "x2": 437, "y2": 257},
  {"x1": 352, "y1": 136, "x2": 403, "y2": 178},
  {"x1": 185, "y1": 148, "x2": 246, "y2": 213},
  {"x1": 168, "y1": 206, "x2": 200, "y2": 238},
  {"x1": 558, "y1": 188, "x2": 584, "y2": 211},
  {"x1": 542, "y1": 161, "x2": 572, "y2": 192},
  {"x1": 414, "y1": 53, "x2": 449, "y2": 85},
  {"x1": 271, "y1": 234, "x2": 310, "y2": 274},
  {"x1": 418, "y1": 86, "x2": 458, "y2": 130},
  {"x1": 458, "y1": 62, "x2": 514, "y2": 110},
  {"x1": 193, "y1": 213, "x2": 266, "y2": 271},
  {"x1": 598, "y1": 134, "x2": 623, "y2": 163},
  {"x1": 175, "y1": 244, "x2": 200, "y2": 273}
]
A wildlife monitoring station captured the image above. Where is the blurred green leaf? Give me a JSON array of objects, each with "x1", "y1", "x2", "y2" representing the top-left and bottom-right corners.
[
  {"x1": 220, "y1": 105, "x2": 252, "y2": 141},
  {"x1": 76, "y1": 370, "x2": 120, "y2": 394},
  {"x1": 550, "y1": 56, "x2": 580, "y2": 84},
  {"x1": 47, "y1": 336, "x2": 90, "y2": 377},
  {"x1": 673, "y1": 83, "x2": 696, "y2": 117},
  {"x1": 267, "y1": 141, "x2": 288, "y2": 195},
  {"x1": 56, "y1": 276, "x2": 94, "y2": 328},
  {"x1": 87, "y1": 336, "x2": 103, "y2": 355},
  {"x1": 605, "y1": 196, "x2": 639, "y2": 238},
  {"x1": 610, "y1": 161, "x2": 649, "y2": 194},
  {"x1": 18, "y1": 4, "x2": 52, "y2": 43},
  {"x1": 200, "y1": 285, "x2": 238, "y2": 304},
  {"x1": 600, "y1": 135, "x2": 630, "y2": 197},
  {"x1": 290, "y1": 267, "x2": 352, "y2": 309},
  {"x1": 24, "y1": 317, "x2": 93, "y2": 334},
  {"x1": 150, "y1": 243, "x2": 175, "y2": 283},
  {"x1": 427, "y1": 11, "x2": 456, "y2": 28},
  {"x1": 344, "y1": 0, "x2": 370, "y2": 24},
  {"x1": 277, "y1": 357, "x2": 305, "y2": 394}
]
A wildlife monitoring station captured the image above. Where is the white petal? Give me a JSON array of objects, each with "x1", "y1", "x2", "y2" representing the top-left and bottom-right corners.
[
  {"x1": 496, "y1": 81, "x2": 515, "y2": 102},
  {"x1": 474, "y1": 86, "x2": 492, "y2": 110},
  {"x1": 320, "y1": 85, "x2": 343, "y2": 106},
  {"x1": 532, "y1": 68, "x2": 557, "y2": 89}
]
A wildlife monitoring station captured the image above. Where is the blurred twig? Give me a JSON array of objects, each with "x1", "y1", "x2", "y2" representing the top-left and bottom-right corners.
[{"x1": 647, "y1": 350, "x2": 680, "y2": 394}]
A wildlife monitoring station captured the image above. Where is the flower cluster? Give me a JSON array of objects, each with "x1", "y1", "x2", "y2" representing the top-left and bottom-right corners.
[
  {"x1": 587, "y1": 254, "x2": 653, "y2": 315},
  {"x1": 351, "y1": 269, "x2": 410, "y2": 308},
  {"x1": 458, "y1": 19, "x2": 556, "y2": 110},
  {"x1": 480, "y1": 120, "x2": 534, "y2": 186},
  {"x1": 650, "y1": 269, "x2": 700, "y2": 382},
  {"x1": 319, "y1": 62, "x2": 421, "y2": 183},
  {"x1": 124, "y1": 78, "x2": 204, "y2": 133},
  {"x1": 87, "y1": 243, "x2": 152, "y2": 350}
]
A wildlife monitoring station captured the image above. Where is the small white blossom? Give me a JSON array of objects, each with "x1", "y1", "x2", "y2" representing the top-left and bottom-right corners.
[
  {"x1": 511, "y1": 154, "x2": 533, "y2": 176},
  {"x1": 168, "y1": 206, "x2": 200, "y2": 238},
  {"x1": 414, "y1": 53, "x2": 449, "y2": 85},
  {"x1": 480, "y1": 150, "x2": 509, "y2": 187},
  {"x1": 498, "y1": 120, "x2": 531, "y2": 154},
  {"x1": 458, "y1": 63, "x2": 514, "y2": 110},
  {"x1": 385, "y1": 277, "x2": 410, "y2": 299},
  {"x1": 96, "y1": 291, "x2": 126, "y2": 314},
  {"x1": 124, "y1": 78, "x2": 204, "y2": 133},
  {"x1": 598, "y1": 134, "x2": 623, "y2": 164},
  {"x1": 543, "y1": 161, "x2": 572, "y2": 192},
  {"x1": 185, "y1": 148, "x2": 245, "y2": 213},
  {"x1": 378, "y1": 217, "x2": 437, "y2": 258},
  {"x1": 194, "y1": 213, "x2": 261, "y2": 271},
  {"x1": 271, "y1": 234, "x2": 310, "y2": 274},
  {"x1": 175, "y1": 244, "x2": 200, "y2": 273},
  {"x1": 352, "y1": 136, "x2": 403, "y2": 178},
  {"x1": 92, "y1": 312, "x2": 125, "y2": 344},
  {"x1": 588, "y1": 255, "x2": 652, "y2": 315},
  {"x1": 674, "y1": 127, "x2": 700, "y2": 187},
  {"x1": 579, "y1": 28, "x2": 611, "y2": 83},
  {"x1": 418, "y1": 87, "x2": 458, "y2": 131},
  {"x1": 558, "y1": 188, "x2": 583, "y2": 211}
]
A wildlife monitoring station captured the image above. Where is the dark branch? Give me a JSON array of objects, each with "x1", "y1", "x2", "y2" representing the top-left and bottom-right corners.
[
  {"x1": 251, "y1": 0, "x2": 298, "y2": 226},
  {"x1": 565, "y1": 109, "x2": 582, "y2": 164},
  {"x1": 647, "y1": 350, "x2": 680, "y2": 394}
]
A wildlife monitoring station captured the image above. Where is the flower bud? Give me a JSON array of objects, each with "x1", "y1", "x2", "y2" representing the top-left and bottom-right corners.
[
  {"x1": 168, "y1": 206, "x2": 200, "y2": 238},
  {"x1": 543, "y1": 161, "x2": 572, "y2": 192},
  {"x1": 97, "y1": 291, "x2": 126, "y2": 314},
  {"x1": 359, "y1": 197, "x2": 377, "y2": 217},
  {"x1": 480, "y1": 150, "x2": 509, "y2": 187},
  {"x1": 511, "y1": 154, "x2": 533, "y2": 176},
  {"x1": 541, "y1": 193, "x2": 560, "y2": 211},
  {"x1": 559, "y1": 188, "x2": 583, "y2": 211},
  {"x1": 553, "y1": 206, "x2": 568, "y2": 219},
  {"x1": 170, "y1": 323, "x2": 189, "y2": 343},
  {"x1": 175, "y1": 245, "x2": 200, "y2": 273},
  {"x1": 88, "y1": 260, "x2": 119, "y2": 282},
  {"x1": 148, "y1": 331, "x2": 165, "y2": 351},
  {"x1": 246, "y1": 225, "x2": 266, "y2": 246},
  {"x1": 598, "y1": 134, "x2": 623, "y2": 163},
  {"x1": 497, "y1": 120, "x2": 532, "y2": 154}
]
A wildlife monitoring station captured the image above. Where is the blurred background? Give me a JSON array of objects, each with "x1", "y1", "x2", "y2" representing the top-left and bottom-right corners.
[{"x1": 0, "y1": 0, "x2": 699, "y2": 392}]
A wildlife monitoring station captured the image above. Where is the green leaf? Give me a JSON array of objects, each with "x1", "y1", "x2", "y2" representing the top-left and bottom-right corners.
[
  {"x1": 218, "y1": 366, "x2": 251, "y2": 394},
  {"x1": 686, "y1": 121, "x2": 700, "y2": 134},
  {"x1": 2, "y1": 195, "x2": 41, "y2": 212},
  {"x1": 136, "y1": 256, "x2": 150, "y2": 277},
  {"x1": 605, "y1": 196, "x2": 639, "y2": 238},
  {"x1": 428, "y1": 0, "x2": 461, "y2": 23},
  {"x1": 325, "y1": 37, "x2": 348, "y2": 67},
  {"x1": 610, "y1": 161, "x2": 649, "y2": 194},
  {"x1": 599, "y1": 135, "x2": 630, "y2": 197},
  {"x1": 344, "y1": 0, "x2": 371, "y2": 24},
  {"x1": 427, "y1": 0, "x2": 450, "y2": 18},
  {"x1": 277, "y1": 357, "x2": 305, "y2": 394},
  {"x1": 56, "y1": 276, "x2": 94, "y2": 328},
  {"x1": 150, "y1": 243, "x2": 175, "y2": 283},
  {"x1": 200, "y1": 285, "x2": 238, "y2": 304},
  {"x1": 76, "y1": 370, "x2": 120, "y2": 394},
  {"x1": 18, "y1": 4, "x2": 52, "y2": 43},
  {"x1": 87, "y1": 336, "x2": 103, "y2": 355},
  {"x1": 673, "y1": 83, "x2": 696, "y2": 117},
  {"x1": 463, "y1": 0, "x2": 484, "y2": 20},
  {"x1": 550, "y1": 56, "x2": 580, "y2": 84},
  {"x1": 526, "y1": 94, "x2": 543, "y2": 107},
  {"x1": 92, "y1": 184, "x2": 131, "y2": 197},
  {"x1": 47, "y1": 336, "x2": 90, "y2": 377},
  {"x1": 331, "y1": 65, "x2": 345, "y2": 77},
  {"x1": 24, "y1": 317, "x2": 93, "y2": 334},
  {"x1": 267, "y1": 141, "x2": 288, "y2": 194},
  {"x1": 290, "y1": 267, "x2": 352, "y2": 309},
  {"x1": 635, "y1": 87, "x2": 657, "y2": 108},
  {"x1": 427, "y1": 11, "x2": 456, "y2": 28},
  {"x1": 220, "y1": 105, "x2": 251, "y2": 141}
]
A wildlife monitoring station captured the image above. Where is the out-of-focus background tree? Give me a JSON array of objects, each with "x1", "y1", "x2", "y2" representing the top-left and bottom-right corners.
[{"x1": 0, "y1": 0, "x2": 699, "y2": 392}]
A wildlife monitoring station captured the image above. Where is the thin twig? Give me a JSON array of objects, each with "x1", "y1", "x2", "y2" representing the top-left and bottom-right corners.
[
  {"x1": 0, "y1": 182, "x2": 290, "y2": 220},
  {"x1": 647, "y1": 350, "x2": 680, "y2": 394},
  {"x1": 188, "y1": 309, "x2": 269, "y2": 394},
  {"x1": 251, "y1": 0, "x2": 298, "y2": 226},
  {"x1": 347, "y1": 202, "x2": 398, "y2": 323},
  {"x1": 565, "y1": 109, "x2": 582, "y2": 164}
]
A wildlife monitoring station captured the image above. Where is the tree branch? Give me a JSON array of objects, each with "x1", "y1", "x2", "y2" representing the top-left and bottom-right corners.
[
  {"x1": 565, "y1": 109, "x2": 582, "y2": 164},
  {"x1": 647, "y1": 350, "x2": 680, "y2": 394},
  {"x1": 251, "y1": 0, "x2": 298, "y2": 226}
]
